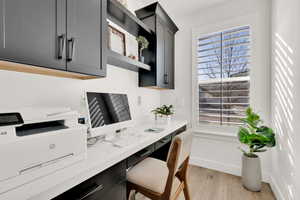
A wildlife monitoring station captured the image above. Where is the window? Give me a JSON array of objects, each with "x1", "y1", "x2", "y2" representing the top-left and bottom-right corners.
[{"x1": 197, "y1": 26, "x2": 250, "y2": 125}]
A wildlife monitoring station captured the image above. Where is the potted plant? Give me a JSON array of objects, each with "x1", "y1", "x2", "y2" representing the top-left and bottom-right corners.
[
  {"x1": 238, "y1": 107, "x2": 276, "y2": 191},
  {"x1": 151, "y1": 105, "x2": 174, "y2": 124},
  {"x1": 136, "y1": 36, "x2": 149, "y2": 63}
]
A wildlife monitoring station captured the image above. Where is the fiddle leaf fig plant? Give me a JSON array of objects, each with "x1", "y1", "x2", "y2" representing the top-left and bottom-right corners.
[
  {"x1": 151, "y1": 105, "x2": 174, "y2": 116},
  {"x1": 238, "y1": 107, "x2": 276, "y2": 158}
]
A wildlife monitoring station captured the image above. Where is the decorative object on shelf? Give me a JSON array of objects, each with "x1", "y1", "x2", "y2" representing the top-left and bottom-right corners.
[
  {"x1": 126, "y1": 34, "x2": 139, "y2": 59},
  {"x1": 108, "y1": 25, "x2": 126, "y2": 56},
  {"x1": 136, "y1": 36, "x2": 149, "y2": 63},
  {"x1": 116, "y1": 0, "x2": 128, "y2": 8},
  {"x1": 152, "y1": 105, "x2": 174, "y2": 125},
  {"x1": 238, "y1": 107, "x2": 276, "y2": 192},
  {"x1": 128, "y1": 54, "x2": 137, "y2": 60}
]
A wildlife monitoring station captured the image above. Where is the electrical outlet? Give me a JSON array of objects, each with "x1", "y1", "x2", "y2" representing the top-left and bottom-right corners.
[{"x1": 137, "y1": 96, "x2": 142, "y2": 106}]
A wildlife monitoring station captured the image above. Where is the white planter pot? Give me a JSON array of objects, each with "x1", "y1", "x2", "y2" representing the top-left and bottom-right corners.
[
  {"x1": 155, "y1": 115, "x2": 172, "y2": 125},
  {"x1": 242, "y1": 154, "x2": 262, "y2": 192}
]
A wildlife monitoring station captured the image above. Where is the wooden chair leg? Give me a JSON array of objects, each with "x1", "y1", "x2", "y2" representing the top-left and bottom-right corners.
[
  {"x1": 181, "y1": 158, "x2": 191, "y2": 200},
  {"x1": 183, "y1": 180, "x2": 191, "y2": 200},
  {"x1": 127, "y1": 183, "x2": 131, "y2": 200}
]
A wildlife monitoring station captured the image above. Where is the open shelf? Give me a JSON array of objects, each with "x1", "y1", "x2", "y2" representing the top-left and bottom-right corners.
[
  {"x1": 107, "y1": 0, "x2": 154, "y2": 37},
  {"x1": 107, "y1": 0, "x2": 153, "y2": 73},
  {"x1": 107, "y1": 50, "x2": 151, "y2": 72}
]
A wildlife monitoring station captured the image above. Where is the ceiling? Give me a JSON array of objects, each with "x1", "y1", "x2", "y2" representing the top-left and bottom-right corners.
[{"x1": 132, "y1": 0, "x2": 229, "y2": 18}]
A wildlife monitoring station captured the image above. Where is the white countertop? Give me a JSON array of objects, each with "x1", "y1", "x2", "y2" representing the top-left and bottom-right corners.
[{"x1": 0, "y1": 120, "x2": 187, "y2": 200}]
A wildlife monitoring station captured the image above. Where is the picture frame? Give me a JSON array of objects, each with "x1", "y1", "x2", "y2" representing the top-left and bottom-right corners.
[{"x1": 108, "y1": 25, "x2": 126, "y2": 56}]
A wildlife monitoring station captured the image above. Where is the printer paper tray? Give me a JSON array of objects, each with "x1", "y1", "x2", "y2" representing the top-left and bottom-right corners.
[
  {"x1": 0, "y1": 153, "x2": 85, "y2": 195},
  {"x1": 20, "y1": 153, "x2": 74, "y2": 174},
  {"x1": 16, "y1": 121, "x2": 68, "y2": 137}
]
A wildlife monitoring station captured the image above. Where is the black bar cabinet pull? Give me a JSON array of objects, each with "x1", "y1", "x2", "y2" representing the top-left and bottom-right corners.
[
  {"x1": 164, "y1": 74, "x2": 169, "y2": 84},
  {"x1": 137, "y1": 148, "x2": 152, "y2": 158},
  {"x1": 57, "y1": 34, "x2": 65, "y2": 60},
  {"x1": 76, "y1": 183, "x2": 104, "y2": 200},
  {"x1": 67, "y1": 38, "x2": 75, "y2": 62}
]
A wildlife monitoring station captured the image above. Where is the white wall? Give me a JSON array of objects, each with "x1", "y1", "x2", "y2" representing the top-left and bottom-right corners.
[
  {"x1": 159, "y1": 0, "x2": 272, "y2": 182},
  {"x1": 0, "y1": 65, "x2": 160, "y2": 122},
  {"x1": 271, "y1": 0, "x2": 300, "y2": 199}
]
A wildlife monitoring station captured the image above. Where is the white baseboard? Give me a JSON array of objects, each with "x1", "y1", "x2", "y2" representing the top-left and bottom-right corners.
[
  {"x1": 269, "y1": 176, "x2": 285, "y2": 200},
  {"x1": 190, "y1": 156, "x2": 270, "y2": 183},
  {"x1": 190, "y1": 156, "x2": 241, "y2": 176}
]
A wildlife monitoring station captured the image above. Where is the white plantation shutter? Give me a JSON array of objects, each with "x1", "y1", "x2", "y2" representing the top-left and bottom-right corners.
[{"x1": 197, "y1": 26, "x2": 250, "y2": 125}]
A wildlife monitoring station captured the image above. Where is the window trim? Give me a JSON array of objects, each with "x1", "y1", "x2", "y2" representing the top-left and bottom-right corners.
[{"x1": 192, "y1": 20, "x2": 254, "y2": 135}]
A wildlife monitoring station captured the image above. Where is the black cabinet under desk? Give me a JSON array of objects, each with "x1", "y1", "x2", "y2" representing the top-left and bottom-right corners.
[
  {"x1": 52, "y1": 161, "x2": 127, "y2": 200},
  {"x1": 52, "y1": 125, "x2": 186, "y2": 200}
]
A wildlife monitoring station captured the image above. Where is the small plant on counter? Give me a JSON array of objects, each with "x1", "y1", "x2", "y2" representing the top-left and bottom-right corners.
[{"x1": 151, "y1": 105, "x2": 174, "y2": 116}]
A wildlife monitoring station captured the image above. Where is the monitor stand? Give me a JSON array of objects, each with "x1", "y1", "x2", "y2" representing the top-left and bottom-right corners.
[{"x1": 87, "y1": 135, "x2": 106, "y2": 147}]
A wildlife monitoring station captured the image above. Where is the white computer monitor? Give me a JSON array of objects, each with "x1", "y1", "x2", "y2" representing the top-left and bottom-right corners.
[{"x1": 85, "y1": 92, "x2": 133, "y2": 138}]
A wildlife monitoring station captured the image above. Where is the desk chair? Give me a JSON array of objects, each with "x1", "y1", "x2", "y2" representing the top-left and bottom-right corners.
[{"x1": 127, "y1": 131, "x2": 193, "y2": 200}]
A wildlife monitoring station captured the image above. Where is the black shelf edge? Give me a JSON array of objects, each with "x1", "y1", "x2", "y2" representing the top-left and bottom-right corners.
[
  {"x1": 107, "y1": 0, "x2": 154, "y2": 37},
  {"x1": 107, "y1": 50, "x2": 151, "y2": 72}
]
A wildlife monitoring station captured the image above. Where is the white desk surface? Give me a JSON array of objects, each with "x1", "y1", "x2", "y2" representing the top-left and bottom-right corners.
[{"x1": 0, "y1": 120, "x2": 187, "y2": 200}]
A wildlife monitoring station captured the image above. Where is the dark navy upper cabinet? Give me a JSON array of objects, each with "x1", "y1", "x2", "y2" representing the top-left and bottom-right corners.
[
  {"x1": 66, "y1": 0, "x2": 107, "y2": 76},
  {"x1": 0, "y1": 1, "x2": 4, "y2": 59},
  {"x1": 0, "y1": 0, "x2": 66, "y2": 71},
  {"x1": 0, "y1": 0, "x2": 107, "y2": 77},
  {"x1": 136, "y1": 3, "x2": 178, "y2": 89}
]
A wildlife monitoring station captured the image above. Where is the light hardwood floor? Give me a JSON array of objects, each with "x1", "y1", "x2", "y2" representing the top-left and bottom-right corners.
[{"x1": 134, "y1": 165, "x2": 275, "y2": 200}]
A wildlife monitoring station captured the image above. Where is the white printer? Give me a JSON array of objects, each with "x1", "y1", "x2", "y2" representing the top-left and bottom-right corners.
[{"x1": 0, "y1": 107, "x2": 87, "y2": 195}]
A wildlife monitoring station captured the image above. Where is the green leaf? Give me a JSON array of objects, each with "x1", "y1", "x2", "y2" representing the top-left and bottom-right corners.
[
  {"x1": 238, "y1": 127, "x2": 250, "y2": 144},
  {"x1": 241, "y1": 107, "x2": 262, "y2": 128},
  {"x1": 246, "y1": 107, "x2": 252, "y2": 116},
  {"x1": 257, "y1": 126, "x2": 276, "y2": 147},
  {"x1": 254, "y1": 149, "x2": 267, "y2": 152}
]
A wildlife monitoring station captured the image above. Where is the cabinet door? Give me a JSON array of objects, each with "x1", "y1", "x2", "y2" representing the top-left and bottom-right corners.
[
  {"x1": 0, "y1": 1, "x2": 3, "y2": 52},
  {"x1": 156, "y1": 17, "x2": 166, "y2": 88},
  {"x1": 66, "y1": 0, "x2": 107, "y2": 76},
  {"x1": 77, "y1": 182, "x2": 125, "y2": 200},
  {"x1": 52, "y1": 161, "x2": 126, "y2": 200},
  {"x1": 0, "y1": 0, "x2": 66, "y2": 70},
  {"x1": 103, "y1": 182, "x2": 126, "y2": 200},
  {"x1": 164, "y1": 28, "x2": 175, "y2": 89}
]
